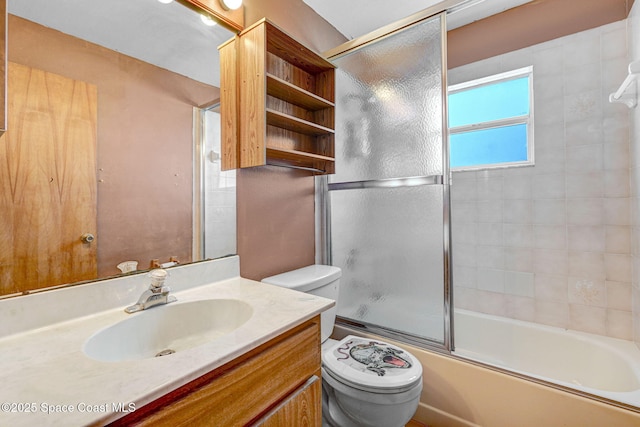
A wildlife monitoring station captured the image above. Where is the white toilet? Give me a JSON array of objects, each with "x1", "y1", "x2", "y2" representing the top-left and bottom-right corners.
[{"x1": 262, "y1": 265, "x2": 423, "y2": 427}]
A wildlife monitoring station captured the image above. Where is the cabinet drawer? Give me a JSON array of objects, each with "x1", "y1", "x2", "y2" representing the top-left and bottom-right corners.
[
  {"x1": 254, "y1": 375, "x2": 321, "y2": 427},
  {"x1": 111, "y1": 316, "x2": 321, "y2": 427}
]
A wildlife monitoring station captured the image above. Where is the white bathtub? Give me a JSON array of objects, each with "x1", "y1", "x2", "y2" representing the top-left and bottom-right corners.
[{"x1": 453, "y1": 309, "x2": 640, "y2": 407}]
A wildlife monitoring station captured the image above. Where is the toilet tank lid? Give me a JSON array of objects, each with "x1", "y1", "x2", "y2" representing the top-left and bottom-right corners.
[{"x1": 261, "y1": 264, "x2": 341, "y2": 292}]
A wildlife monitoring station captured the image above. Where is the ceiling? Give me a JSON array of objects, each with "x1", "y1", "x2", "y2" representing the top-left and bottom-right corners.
[
  {"x1": 8, "y1": 0, "x2": 234, "y2": 87},
  {"x1": 302, "y1": 0, "x2": 534, "y2": 40}
]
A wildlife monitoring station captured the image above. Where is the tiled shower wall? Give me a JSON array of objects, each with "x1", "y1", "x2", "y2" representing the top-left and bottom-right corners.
[
  {"x1": 629, "y1": 1, "x2": 640, "y2": 348},
  {"x1": 450, "y1": 20, "x2": 633, "y2": 340},
  {"x1": 203, "y1": 110, "x2": 237, "y2": 259}
]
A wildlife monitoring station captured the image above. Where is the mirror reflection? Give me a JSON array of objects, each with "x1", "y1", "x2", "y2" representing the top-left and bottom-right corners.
[{"x1": 0, "y1": 0, "x2": 236, "y2": 297}]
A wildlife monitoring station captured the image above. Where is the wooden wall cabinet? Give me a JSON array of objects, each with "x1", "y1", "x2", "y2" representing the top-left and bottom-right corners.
[
  {"x1": 220, "y1": 19, "x2": 336, "y2": 174},
  {"x1": 110, "y1": 316, "x2": 322, "y2": 427}
]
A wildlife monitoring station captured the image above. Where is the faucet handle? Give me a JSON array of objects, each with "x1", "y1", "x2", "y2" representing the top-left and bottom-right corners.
[{"x1": 149, "y1": 268, "x2": 168, "y2": 289}]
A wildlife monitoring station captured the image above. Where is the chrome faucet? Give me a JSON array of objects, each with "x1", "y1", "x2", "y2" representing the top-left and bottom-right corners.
[{"x1": 125, "y1": 269, "x2": 177, "y2": 314}]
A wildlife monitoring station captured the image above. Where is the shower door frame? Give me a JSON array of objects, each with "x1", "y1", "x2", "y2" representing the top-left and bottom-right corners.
[{"x1": 316, "y1": 1, "x2": 462, "y2": 353}]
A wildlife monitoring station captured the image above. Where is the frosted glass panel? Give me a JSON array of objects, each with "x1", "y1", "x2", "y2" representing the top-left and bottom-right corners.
[
  {"x1": 330, "y1": 16, "x2": 444, "y2": 183},
  {"x1": 331, "y1": 185, "x2": 445, "y2": 343}
]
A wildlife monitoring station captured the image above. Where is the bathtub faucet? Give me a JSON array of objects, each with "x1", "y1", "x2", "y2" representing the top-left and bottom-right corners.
[{"x1": 125, "y1": 269, "x2": 177, "y2": 313}]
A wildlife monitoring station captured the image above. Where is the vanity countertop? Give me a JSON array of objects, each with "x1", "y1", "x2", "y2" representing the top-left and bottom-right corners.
[{"x1": 0, "y1": 276, "x2": 334, "y2": 426}]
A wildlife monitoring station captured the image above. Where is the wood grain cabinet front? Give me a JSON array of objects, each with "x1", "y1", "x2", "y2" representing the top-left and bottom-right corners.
[
  {"x1": 0, "y1": 0, "x2": 6, "y2": 133},
  {"x1": 109, "y1": 316, "x2": 322, "y2": 427},
  {"x1": 219, "y1": 19, "x2": 336, "y2": 175}
]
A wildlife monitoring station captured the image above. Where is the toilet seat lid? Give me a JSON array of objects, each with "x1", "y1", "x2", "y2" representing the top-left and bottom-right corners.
[{"x1": 322, "y1": 335, "x2": 422, "y2": 391}]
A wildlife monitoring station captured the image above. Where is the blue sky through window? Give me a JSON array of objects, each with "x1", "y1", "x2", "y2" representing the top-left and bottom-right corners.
[
  {"x1": 450, "y1": 124, "x2": 528, "y2": 168},
  {"x1": 448, "y1": 69, "x2": 532, "y2": 170}
]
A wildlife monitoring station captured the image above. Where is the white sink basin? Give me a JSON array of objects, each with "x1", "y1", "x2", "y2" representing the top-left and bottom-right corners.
[{"x1": 83, "y1": 299, "x2": 253, "y2": 362}]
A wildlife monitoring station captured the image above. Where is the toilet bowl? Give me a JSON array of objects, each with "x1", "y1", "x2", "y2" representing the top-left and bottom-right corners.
[{"x1": 262, "y1": 265, "x2": 423, "y2": 427}]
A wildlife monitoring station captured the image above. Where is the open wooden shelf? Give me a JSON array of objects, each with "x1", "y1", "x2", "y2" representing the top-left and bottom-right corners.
[
  {"x1": 266, "y1": 73, "x2": 334, "y2": 111},
  {"x1": 266, "y1": 147, "x2": 334, "y2": 174},
  {"x1": 220, "y1": 18, "x2": 335, "y2": 174},
  {"x1": 266, "y1": 109, "x2": 334, "y2": 136}
]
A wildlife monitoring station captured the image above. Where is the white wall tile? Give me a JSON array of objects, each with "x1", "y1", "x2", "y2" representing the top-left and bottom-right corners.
[
  {"x1": 477, "y1": 201, "x2": 503, "y2": 223},
  {"x1": 533, "y1": 199, "x2": 566, "y2": 225},
  {"x1": 565, "y1": 120, "x2": 602, "y2": 146},
  {"x1": 503, "y1": 248, "x2": 534, "y2": 272},
  {"x1": 567, "y1": 225, "x2": 605, "y2": 252},
  {"x1": 565, "y1": 145, "x2": 603, "y2": 172},
  {"x1": 606, "y1": 281, "x2": 632, "y2": 311},
  {"x1": 566, "y1": 198, "x2": 603, "y2": 225},
  {"x1": 605, "y1": 253, "x2": 632, "y2": 282},
  {"x1": 476, "y1": 224, "x2": 503, "y2": 247},
  {"x1": 452, "y1": 222, "x2": 477, "y2": 245},
  {"x1": 535, "y1": 300, "x2": 568, "y2": 328},
  {"x1": 605, "y1": 169, "x2": 631, "y2": 197},
  {"x1": 476, "y1": 245, "x2": 504, "y2": 269},
  {"x1": 503, "y1": 175, "x2": 533, "y2": 199},
  {"x1": 534, "y1": 249, "x2": 568, "y2": 276},
  {"x1": 503, "y1": 224, "x2": 534, "y2": 247},
  {"x1": 603, "y1": 141, "x2": 630, "y2": 170},
  {"x1": 565, "y1": 172, "x2": 604, "y2": 198},
  {"x1": 563, "y1": 30, "x2": 601, "y2": 67},
  {"x1": 453, "y1": 266, "x2": 477, "y2": 289},
  {"x1": 535, "y1": 274, "x2": 568, "y2": 302},
  {"x1": 569, "y1": 304, "x2": 607, "y2": 335},
  {"x1": 606, "y1": 309, "x2": 633, "y2": 340},
  {"x1": 503, "y1": 200, "x2": 533, "y2": 224},
  {"x1": 505, "y1": 295, "x2": 536, "y2": 321},
  {"x1": 505, "y1": 271, "x2": 535, "y2": 297},
  {"x1": 477, "y1": 268, "x2": 505, "y2": 293},
  {"x1": 568, "y1": 252, "x2": 605, "y2": 280},
  {"x1": 533, "y1": 173, "x2": 566, "y2": 199},
  {"x1": 567, "y1": 277, "x2": 606, "y2": 307},
  {"x1": 603, "y1": 197, "x2": 631, "y2": 225},
  {"x1": 605, "y1": 225, "x2": 631, "y2": 254}
]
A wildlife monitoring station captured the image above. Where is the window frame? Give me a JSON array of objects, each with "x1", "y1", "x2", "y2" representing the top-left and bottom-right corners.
[{"x1": 448, "y1": 66, "x2": 534, "y2": 172}]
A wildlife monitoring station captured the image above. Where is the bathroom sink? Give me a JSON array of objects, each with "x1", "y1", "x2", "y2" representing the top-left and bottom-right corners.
[{"x1": 83, "y1": 299, "x2": 253, "y2": 362}]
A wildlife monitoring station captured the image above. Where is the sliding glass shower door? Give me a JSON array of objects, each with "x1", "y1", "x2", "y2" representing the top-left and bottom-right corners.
[{"x1": 322, "y1": 12, "x2": 450, "y2": 347}]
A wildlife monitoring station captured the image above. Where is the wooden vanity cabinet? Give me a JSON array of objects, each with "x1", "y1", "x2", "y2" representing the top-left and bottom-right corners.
[
  {"x1": 109, "y1": 316, "x2": 322, "y2": 427},
  {"x1": 220, "y1": 19, "x2": 336, "y2": 174}
]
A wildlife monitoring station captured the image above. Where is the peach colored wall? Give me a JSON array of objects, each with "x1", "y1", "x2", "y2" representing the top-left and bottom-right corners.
[
  {"x1": 448, "y1": 0, "x2": 634, "y2": 68},
  {"x1": 9, "y1": 15, "x2": 219, "y2": 278},
  {"x1": 236, "y1": 0, "x2": 346, "y2": 281}
]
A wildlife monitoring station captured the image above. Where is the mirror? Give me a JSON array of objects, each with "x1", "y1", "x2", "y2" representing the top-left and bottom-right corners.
[{"x1": 0, "y1": 0, "x2": 236, "y2": 297}]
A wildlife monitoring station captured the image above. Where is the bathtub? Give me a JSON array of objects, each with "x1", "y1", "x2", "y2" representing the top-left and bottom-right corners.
[{"x1": 453, "y1": 309, "x2": 640, "y2": 408}]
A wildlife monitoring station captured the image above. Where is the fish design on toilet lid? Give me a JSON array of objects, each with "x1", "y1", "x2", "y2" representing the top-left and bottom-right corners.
[{"x1": 323, "y1": 335, "x2": 422, "y2": 390}]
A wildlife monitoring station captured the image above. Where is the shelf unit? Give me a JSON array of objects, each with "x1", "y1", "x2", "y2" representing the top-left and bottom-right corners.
[{"x1": 219, "y1": 19, "x2": 336, "y2": 174}]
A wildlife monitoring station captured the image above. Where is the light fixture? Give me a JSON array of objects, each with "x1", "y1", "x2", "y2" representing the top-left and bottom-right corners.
[
  {"x1": 200, "y1": 14, "x2": 217, "y2": 26},
  {"x1": 220, "y1": 0, "x2": 242, "y2": 11},
  {"x1": 157, "y1": 0, "x2": 173, "y2": 4}
]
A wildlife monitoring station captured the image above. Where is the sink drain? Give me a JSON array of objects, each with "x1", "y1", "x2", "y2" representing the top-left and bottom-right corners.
[{"x1": 155, "y1": 349, "x2": 176, "y2": 357}]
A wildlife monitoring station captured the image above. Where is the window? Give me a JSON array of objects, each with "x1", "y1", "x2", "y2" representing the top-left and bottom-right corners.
[{"x1": 448, "y1": 66, "x2": 533, "y2": 171}]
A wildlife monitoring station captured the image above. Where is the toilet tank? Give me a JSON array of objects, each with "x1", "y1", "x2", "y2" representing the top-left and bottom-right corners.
[{"x1": 262, "y1": 265, "x2": 341, "y2": 343}]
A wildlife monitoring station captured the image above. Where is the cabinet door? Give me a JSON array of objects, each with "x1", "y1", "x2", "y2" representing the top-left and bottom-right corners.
[{"x1": 253, "y1": 375, "x2": 321, "y2": 427}]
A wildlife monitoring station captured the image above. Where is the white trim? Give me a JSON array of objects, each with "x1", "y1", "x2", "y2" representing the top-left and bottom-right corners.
[{"x1": 449, "y1": 65, "x2": 533, "y2": 93}]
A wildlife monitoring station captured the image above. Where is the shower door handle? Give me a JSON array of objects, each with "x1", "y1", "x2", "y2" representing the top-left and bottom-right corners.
[{"x1": 328, "y1": 174, "x2": 444, "y2": 191}]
